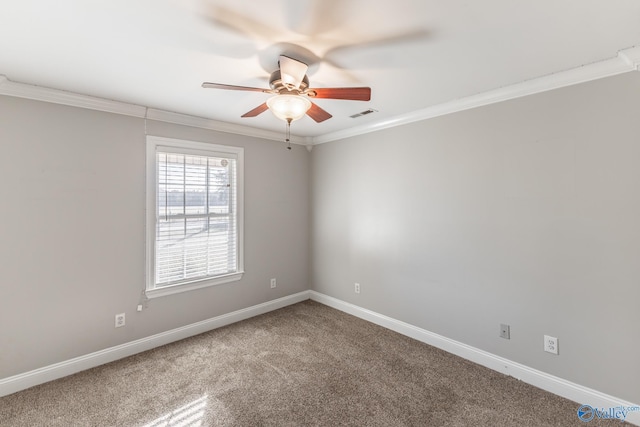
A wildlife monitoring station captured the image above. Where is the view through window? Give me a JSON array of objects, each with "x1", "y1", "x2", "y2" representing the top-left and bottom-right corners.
[{"x1": 146, "y1": 136, "x2": 244, "y2": 298}]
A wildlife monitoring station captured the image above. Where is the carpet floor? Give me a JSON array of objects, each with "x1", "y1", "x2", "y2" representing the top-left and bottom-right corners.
[{"x1": 0, "y1": 300, "x2": 623, "y2": 426}]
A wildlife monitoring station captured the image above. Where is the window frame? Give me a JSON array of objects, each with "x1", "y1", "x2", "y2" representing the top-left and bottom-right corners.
[{"x1": 145, "y1": 135, "x2": 244, "y2": 298}]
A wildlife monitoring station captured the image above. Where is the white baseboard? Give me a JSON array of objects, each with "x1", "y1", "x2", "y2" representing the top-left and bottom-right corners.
[
  {"x1": 3, "y1": 289, "x2": 637, "y2": 425},
  {"x1": 0, "y1": 291, "x2": 310, "y2": 397},
  {"x1": 309, "y1": 291, "x2": 640, "y2": 426}
]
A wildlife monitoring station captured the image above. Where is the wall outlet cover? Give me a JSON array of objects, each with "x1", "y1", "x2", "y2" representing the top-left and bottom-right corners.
[
  {"x1": 500, "y1": 324, "x2": 510, "y2": 339},
  {"x1": 544, "y1": 335, "x2": 558, "y2": 355},
  {"x1": 115, "y1": 313, "x2": 126, "y2": 328}
]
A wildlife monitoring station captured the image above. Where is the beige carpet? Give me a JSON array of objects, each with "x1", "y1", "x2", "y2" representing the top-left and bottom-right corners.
[{"x1": 0, "y1": 300, "x2": 622, "y2": 426}]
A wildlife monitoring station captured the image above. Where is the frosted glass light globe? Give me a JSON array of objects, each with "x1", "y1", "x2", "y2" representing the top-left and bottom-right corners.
[{"x1": 267, "y1": 94, "x2": 312, "y2": 122}]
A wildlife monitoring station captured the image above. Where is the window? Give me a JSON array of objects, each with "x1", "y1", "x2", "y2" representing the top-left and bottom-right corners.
[{"x1": 146, "y1": 136, "x2": 243, "y2": 298}]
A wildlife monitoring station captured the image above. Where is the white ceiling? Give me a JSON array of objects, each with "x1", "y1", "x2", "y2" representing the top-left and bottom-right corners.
[{"x1": 1, "y1": 0, "x2": 639, "y2": 139}]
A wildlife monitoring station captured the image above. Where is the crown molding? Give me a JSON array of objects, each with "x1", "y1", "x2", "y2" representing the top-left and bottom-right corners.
[
  {"x1": 618, "y1": 45, "x2": 640, "y2": 70},
  {"x1": 312, "y1": 47, "x2": 640, "y2": 145},
  {"x1": 146, "y1": 109, "x2": 309, "y2": 145},
  {"x1": 0, "y1": 76, "x2": 147, "y2": 117},
  {"x1": 0, "y1": 76, "x2": 310, "y2": 146},
  {"x1": 2, "y1": 45, "x2": 639, "y2": 147}
]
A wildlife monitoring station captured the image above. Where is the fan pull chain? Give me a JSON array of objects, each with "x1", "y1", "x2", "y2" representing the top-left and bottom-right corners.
[{"x1": 285, "y1": 118, "x2": 292, "y2": 150}]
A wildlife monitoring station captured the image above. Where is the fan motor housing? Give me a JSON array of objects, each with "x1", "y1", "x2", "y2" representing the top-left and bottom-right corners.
[{"x1": 269, "y1": 70, "x2": 309, "y2": 93}]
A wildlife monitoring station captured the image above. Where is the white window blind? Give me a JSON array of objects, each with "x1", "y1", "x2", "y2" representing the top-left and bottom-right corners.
[{"x1": 146, "y1": 136, "x2": 243, "y2": 298}]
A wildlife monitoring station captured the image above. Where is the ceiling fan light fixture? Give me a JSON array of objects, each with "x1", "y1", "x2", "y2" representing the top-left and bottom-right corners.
[{"x1": 267, "y1": 94, "x2": 311, "y2": 122}]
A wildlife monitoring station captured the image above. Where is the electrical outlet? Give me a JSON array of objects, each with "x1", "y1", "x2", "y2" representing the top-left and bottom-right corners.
[
  {"x1": 500, "y1": 324, "x2": 510, "y2": 340},
  {"x1": 270, "y1": 278, "x2": 277, "y2": 288},
  {"x1": 115, "y1": 313, "x2": 125, "y2": 328},
  {"x1": 544, "y1": 335, "x2": 558, "y2": 355},
  {"x1": 354, "y1": 283, "x2": 360, "y2": 294},
  {"x1": 137, "y1": 304, "x2": 143, "y2": 312}
]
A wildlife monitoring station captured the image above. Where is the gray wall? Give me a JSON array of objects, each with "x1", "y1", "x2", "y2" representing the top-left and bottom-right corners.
[
  {"x1": 3, "y1": 72, "x2": 639, "y2": 404},
  {"x1": 0, "y1": 96, "x2": 309, "y2": 378},
  {"x1": 310, "y1": 72, "x2": 640, "y2": 403}
]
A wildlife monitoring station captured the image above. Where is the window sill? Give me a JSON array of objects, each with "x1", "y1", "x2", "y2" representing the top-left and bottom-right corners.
[{"x1": 145, "y1": 271, "x2": 244, "y2": 299}]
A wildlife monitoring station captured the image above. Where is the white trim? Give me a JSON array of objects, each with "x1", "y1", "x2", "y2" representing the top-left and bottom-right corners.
[
  {"x1": 146, "y1": 108, "x2": 310, "y2": 145},
  {"x1": 0, "y1": 76, "x2": 147, "y2": 117},
  {"x1": 144, "y1": 271, "x2": 244, "y2": 299},
  {"x1": 0, "y1": 291, "x2": 311, "y2": 397},
  {"x1": 2, "y1": 289, "x2": 638, "y2": 425},
  {"x1": 145, "y1": 135, "x2": 245, "y2": 297},
  {"x1": 0, "y1": 76, "x2": 310, "y2": 146},
  {"x1": 619, "y1": 46, "x2": 640, "y2": 70},
  {"x1": 2, "y1": 46, "x2": 640, "y2": 147},
  {"x1": 312, "y1": 49, "x2": 639, "y2": 144},
  {"x1": 309, "y1": 291, "x2": 640, "y2": 426}
]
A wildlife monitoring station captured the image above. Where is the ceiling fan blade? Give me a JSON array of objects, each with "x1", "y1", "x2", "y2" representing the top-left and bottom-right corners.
[
  {"x1": 202, "y1": 82, "x2": 271, "y2": 93},
  {"x1": 306, "y1": 102, "x2": 332, "y2": 123},
  {"x1": 279, "y1": 55, "x2": 308, "y2": 90},
  {"x1": 306, "y1": 87, "x2": 371, "y2": 101},
  {"x1": 241, "y1": 103, "x2": 269, "y2": 118}
]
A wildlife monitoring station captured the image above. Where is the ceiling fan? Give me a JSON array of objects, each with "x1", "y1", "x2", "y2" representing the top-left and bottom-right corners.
[{"x1": 202, "y1": 55, "x2": 371, "y2": 124}]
